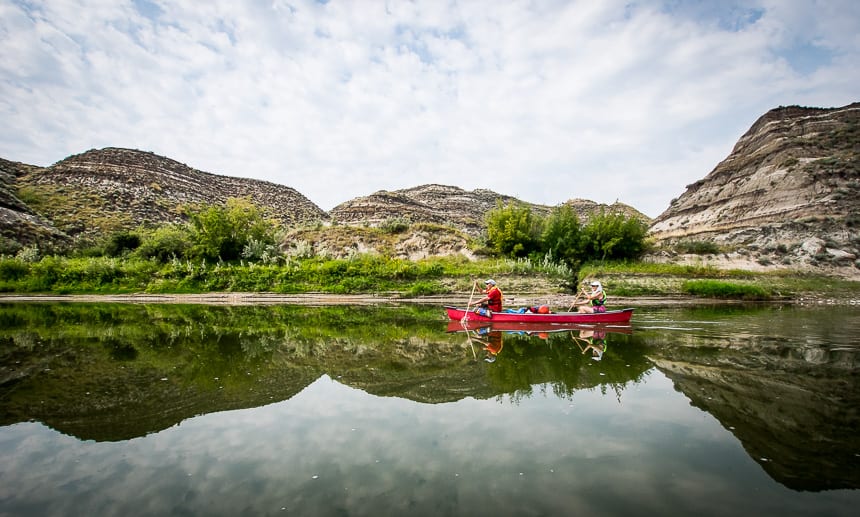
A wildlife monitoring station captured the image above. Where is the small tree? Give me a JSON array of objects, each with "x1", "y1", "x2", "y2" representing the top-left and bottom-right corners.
[
  {"x1": 104, "y1": 231, "x2": 141, "y2": 257},
  {"x1": 135, "y1": 224, "x2": 192, "y2": 262},
  {"x1": 541, "y1": 204, "x2": 582, "y2": 268},
  {"x1": 485, "y1": 200, "x2": 543, "y2": 258},
  {"x1": 579, "y1": 209, "x2": 647, "y2": 261},
  {"x1": 187, "y1": 198, "x2": 277, "y2": 261}
]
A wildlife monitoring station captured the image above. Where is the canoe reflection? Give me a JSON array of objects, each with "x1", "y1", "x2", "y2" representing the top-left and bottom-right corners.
[
  {"x1": 447, "y1": 320, "x2": 633, "y2": 363},
  {"x1": 445, "y1": 320, "x2": 633, "y2": 335}
]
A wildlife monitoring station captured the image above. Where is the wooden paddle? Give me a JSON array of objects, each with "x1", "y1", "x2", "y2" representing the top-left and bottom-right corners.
[
  {"x1": 462, "y1": 278, "x2": 477, "y2": 323},
  {"x1": 567, "y1": 288, "x2": 589, "y2": 311}
]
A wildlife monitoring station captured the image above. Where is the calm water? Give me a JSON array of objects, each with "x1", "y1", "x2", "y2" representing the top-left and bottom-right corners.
[{"x1": 1, "y1": 302, "x2": 858, "y2": 516}]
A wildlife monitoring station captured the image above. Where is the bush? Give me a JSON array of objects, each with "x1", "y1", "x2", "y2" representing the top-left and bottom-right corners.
[
  {"x1": 0, "y1": 257, "x2": 29, "y2": 281},
  {"x1": 405, "y1": 281, "x2": 445, "y2": 297},
  {"x1": 381, "y1": 217, "x2": 411, "y2": 234},
  {"x1": 541, "y1": 204, "x2": 581, "y2": 268},
  {"x1": 15, "y1": 245, "x2": 41, "y2": 263},
  {"x1": 486, "y1": 201, "x2": 543, "y2": 258},
  {"x1": 135, "y1": 225, "x2": 193, "y2": 262},
  {"x1": 105, "y1": 231, "x2": 141, "y2": 257},
  {"x1": 579, "y1": 209, "x2": 648, "y2": 261},
  {"x1": 187, "y1": 198, "x2": 277, "y2": 261}
]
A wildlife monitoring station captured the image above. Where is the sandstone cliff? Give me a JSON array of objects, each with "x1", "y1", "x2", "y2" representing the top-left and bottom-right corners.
[
  {"x1": 7, "y1": 99, "x2": 857, "y2": 275},
  {"x1": 649, "y1": 102, "x2": 860, "y2": 273}
]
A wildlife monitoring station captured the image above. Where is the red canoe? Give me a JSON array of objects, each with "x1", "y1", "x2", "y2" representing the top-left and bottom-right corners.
[
  {"x1": 445, "y1": 320, "x2": 633, "y2": 334},
  {"x1": 445, "y1": 306, "x2": 634, "y2": 324}
]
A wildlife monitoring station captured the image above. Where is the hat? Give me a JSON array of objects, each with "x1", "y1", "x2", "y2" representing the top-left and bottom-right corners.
[
  {"x1": 590, "y1": 281, "x2": 601, "y2": 289},
  {"x1": 485, "y1": 279, "x2": 496, "y2": 285}
]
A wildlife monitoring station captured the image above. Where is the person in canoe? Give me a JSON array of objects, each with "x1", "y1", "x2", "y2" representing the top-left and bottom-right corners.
[
  {"x1": 576, "y1": 280, "x2": 607, "y2": 313},
  {"x1": 469, "y1": 278, "x2": 503, "y2": 317}
]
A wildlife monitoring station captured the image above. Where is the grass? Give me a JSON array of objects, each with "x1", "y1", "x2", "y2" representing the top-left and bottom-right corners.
[{"x1": 1, "y1": 253, "x2": 856, "y2": 302}]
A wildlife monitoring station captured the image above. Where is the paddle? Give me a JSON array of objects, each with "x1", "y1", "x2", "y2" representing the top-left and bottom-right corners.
[
  {"x1": 567, "y1": 287, "x2": 589, "y2": 311},
  {"x1": 462, "y1": 278, "x2": 477, "y2": 323}
]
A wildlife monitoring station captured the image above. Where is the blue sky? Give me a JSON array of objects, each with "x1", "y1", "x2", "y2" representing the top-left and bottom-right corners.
[{"x1": 1, "y1": 0, "x2": 858, "y2": 217}]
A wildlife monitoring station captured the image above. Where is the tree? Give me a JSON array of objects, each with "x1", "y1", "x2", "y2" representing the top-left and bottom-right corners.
[
  {"x1": 485, "y1": 201, "x2": 543, "y2": 258},
  {"x1": 541, "y1": 204, "x2": 582, "y2": 268},
  {"x1": 135, "y1": 224, "x2": 192, "y2": 262},
  {"x1": 579, "y1": 209, "x2": 648, "y2": 261},
  {"x1": 187, "y1": 198, "x2": 277, "y2": 261}
]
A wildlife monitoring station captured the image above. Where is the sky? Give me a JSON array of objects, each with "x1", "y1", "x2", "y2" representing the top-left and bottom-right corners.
[{"x1": 1, "y1": 1, "x2": 858, "y2": 218}]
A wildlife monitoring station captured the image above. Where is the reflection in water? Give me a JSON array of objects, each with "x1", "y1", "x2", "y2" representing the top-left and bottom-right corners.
[
  {"x1": 638, "y1": 305, "x2": 860, "y2": 492},
  {"x1": 1, "y1": 303, "x2": 859, "y2": 515}
]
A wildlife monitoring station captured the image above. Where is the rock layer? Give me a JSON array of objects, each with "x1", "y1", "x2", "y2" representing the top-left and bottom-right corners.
[
  {"x1": 650, "y1": 103, "x2": 860, "y2": 258},
  {"x1": 17, "y1": 147, "x2": 328, "y2": 241}
]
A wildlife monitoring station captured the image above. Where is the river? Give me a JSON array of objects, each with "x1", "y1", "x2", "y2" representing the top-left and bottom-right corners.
[{"x1": 1, "y1": 302, "x2": 858, "y2": 516}]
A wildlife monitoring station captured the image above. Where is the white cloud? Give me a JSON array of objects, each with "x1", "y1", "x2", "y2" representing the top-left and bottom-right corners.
[{"x1": 1, "y1": 0, "x2": 858, "y2": 218}]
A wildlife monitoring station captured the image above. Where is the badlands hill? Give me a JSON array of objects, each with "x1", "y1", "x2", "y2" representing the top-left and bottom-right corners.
[
  {"x1": 2, "y1": 148, "x2": 325, "y2": 248},
  {"x1": 650, "y1": 102, "x2": 859, "y2": 274},
  {"x1": 0, "y1": 147, "x2": 645, "y2": 255},
  {"x1": 329, "y1": 185, "x2": 648, "y2": 237}
]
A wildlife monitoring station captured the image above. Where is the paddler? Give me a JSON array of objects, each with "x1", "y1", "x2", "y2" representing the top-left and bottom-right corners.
[{"x1": 469, "y1": 278, "x2": 503, "y2": 317}]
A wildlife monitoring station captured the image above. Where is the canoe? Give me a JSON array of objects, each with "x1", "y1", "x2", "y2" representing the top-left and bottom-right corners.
[
  {"x1": 444, "y1": 306, "x2": 634, "y2": 324},
  {"x1": 446, "y1": 320, "x2": 632, "y2": 334}
]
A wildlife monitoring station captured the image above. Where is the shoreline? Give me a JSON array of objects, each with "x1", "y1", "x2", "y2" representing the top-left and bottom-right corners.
[{"x1": 0, "y1": 292, "x2": 850, "y2": 307}]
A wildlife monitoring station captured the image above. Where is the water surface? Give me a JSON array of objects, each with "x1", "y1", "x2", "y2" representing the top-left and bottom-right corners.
[{"x1": 1, "y1": 303, "x2": 858, "y2": 516}]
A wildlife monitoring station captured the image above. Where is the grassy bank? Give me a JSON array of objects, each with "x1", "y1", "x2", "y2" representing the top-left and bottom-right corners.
[
  {"x1": 578, "y1": 261, "x2": 860, "y2": 301},
  {"x1": 1, "y1": 253, "x2": 856, "y2": 302},
  {"x1": 0, "y1": 254, "x2": 571, "y2": 297}
]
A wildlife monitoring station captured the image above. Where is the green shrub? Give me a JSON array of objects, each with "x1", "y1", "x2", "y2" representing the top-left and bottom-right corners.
[
  {"x1": 15, "y1": 245, "x2": 41, "y2": 263},
  {"x1": 486, "y1": 200, "x2": 543, "y2": 258},
  {"x1": 135, "y1": 224, "x2": 193, "y2": 262},
  {"x1": 0, "y1": 257, "x2": 29, "y2": 281},
  {"x1": 381, "y1": 217, "x2": 411, "y2": 234},
  {"x1": 579, "y1": 209, "x2": 648, "y2": 261},
  {"x1": 187, "y1": 198, "x2": 277, "y2": 261},
  {"x1": 405, "y1": 281, "x2": 445, "y2": 297},
  {"x1": 105, "y1": 231, "x2": 142, "y2": 257}
]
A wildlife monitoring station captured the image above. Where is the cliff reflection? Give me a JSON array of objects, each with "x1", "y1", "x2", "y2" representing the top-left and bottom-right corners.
[
  {"x1": 1, "y1": 303, "x2": 858, "y2": 494},
  {"x1": 1, "y1": 304, "x2": 646, "y2": 441},
  {"x1": 640, "y1": 305, "x2": 860, "y2": 491}
]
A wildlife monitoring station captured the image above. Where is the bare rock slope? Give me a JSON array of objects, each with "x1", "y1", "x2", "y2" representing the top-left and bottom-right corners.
[
  {"x1": 330, "y1": 184, "x2": 649, "y2": 237},
  {"x1": 649, "y1": 102, "x2": 860, "y2": 272},
  {"x1": 0, "y1": 158, "x2": 69, "y2": 250},
  {"x1": 16, "y1": 147, "x2": 327, "y2": 241}
]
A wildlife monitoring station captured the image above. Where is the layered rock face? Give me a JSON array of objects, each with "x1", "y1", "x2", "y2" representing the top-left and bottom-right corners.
[
  {"x1": 2, "y1": 145, "x2": 648, "y2": 255},
  {"x1": 330, "y1": 184, "x2": 649, "y2": 237},
  {"x1": 0, "y1": 158, "x2": 69, "y2": 250},
  {"x1": 649, "y1": 103, "x2": 860, "y2": 267},
  {"x1": 329, "y1": 184, "x2": 525, "y2": 236},
  {"x1": 17, "y1": 147, "x2": 327, "y2": 240}
]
